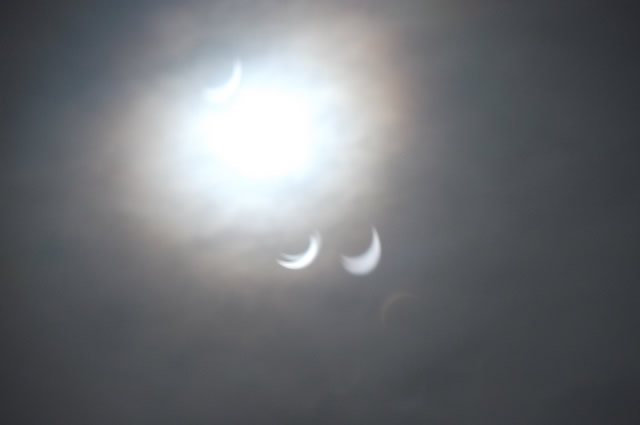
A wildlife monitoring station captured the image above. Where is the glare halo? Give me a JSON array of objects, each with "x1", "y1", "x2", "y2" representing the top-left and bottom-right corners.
[{"x1": 201, "y1": 85, "x2": 315, "y2": 180}]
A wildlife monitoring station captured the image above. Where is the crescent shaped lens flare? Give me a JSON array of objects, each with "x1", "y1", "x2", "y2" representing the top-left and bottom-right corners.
[
  {"x1": 379, "y1": 291, "x2": 414, "y2": 326},
  {"x1": 203, "y1": 60, "x2": 243, "y2": 103},
  {"x1": 277, "y1": 231, "x2": 322, "y2": 270},
  {"x1": 341, "y1": 227, "x2": 381, "y2": 275}
]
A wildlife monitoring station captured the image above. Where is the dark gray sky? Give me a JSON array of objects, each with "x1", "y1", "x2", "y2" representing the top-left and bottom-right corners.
[{"x1": 3, "y1": 1, "x2": 640, "y2": 424}]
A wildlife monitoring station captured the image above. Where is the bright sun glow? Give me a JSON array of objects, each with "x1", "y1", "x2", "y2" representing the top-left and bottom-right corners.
[
  {"x1": 200, "y1": 85, "x2": 316, "y2": 180},
  {"x1": 118, "y1": 20, "x2": 398, "y2": 239}
]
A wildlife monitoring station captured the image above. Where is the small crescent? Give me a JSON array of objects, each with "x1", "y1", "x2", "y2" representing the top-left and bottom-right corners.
[
  {"x1": 379, "y1": 291, "x2": 414, "y2": 326},
  {"x1": 203, "y1": 60, "x2": 243, "y2": 104},
  {"x1": 277, "y1": 231, "x2": 322, "y2": 270},
  {"x1": 341, "y1": 227, "x2": 381, "y2": 275}
]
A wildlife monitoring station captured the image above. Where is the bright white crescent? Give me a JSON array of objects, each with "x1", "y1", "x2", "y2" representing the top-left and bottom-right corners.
[
  {"x1": 277, "y1": 231, "x2": 322, "y2": 270},
  {"x1": 341, "y1": 227, "x2": 381, "y2": 275},
  {"x1": 203, "y1": 60, "x2": 242, "y2": 104}
]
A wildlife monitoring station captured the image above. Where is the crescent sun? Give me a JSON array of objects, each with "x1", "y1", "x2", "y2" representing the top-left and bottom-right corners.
[
  {"x1": 203, "y1": 60, "x2": 243, "y2": 104},
  {"x1": 277, "y1": 231, "x2": 322, "y2": 270},
  {"x1": 341, "y1": 227, "x2": 381, "y2": 275}
]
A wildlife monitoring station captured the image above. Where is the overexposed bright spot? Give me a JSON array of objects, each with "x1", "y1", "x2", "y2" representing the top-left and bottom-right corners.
[{"x1": 201, "y1": 86, "x2": 315, "y2": 179}]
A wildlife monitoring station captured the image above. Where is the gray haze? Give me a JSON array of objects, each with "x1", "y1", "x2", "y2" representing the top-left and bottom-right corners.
[{"x1": 3, "y1": 1, "x2": 639, "y2": 424}]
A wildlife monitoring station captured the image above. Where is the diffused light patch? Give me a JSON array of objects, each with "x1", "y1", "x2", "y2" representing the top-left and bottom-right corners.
[
  {"x1": 200, "y1": 86, "x2": 315, "y2": 180},
  {"x1": 98, "y1": 11, "x2": 414, "y2": 285}
]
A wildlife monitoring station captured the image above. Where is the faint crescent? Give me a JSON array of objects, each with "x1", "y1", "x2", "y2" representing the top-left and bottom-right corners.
[
  {"x1": 341, "y1": 227, "x2": 381, "y2": 275},
  {"x1": 277, "y1": 231, "x2": 322, "y2": 270},
  {"x1": 203, "y1": 60, "x2": 242, "y2": 103},
  {"x1": 379, "y1": 291, "x2": 414, "y2": 326}
]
